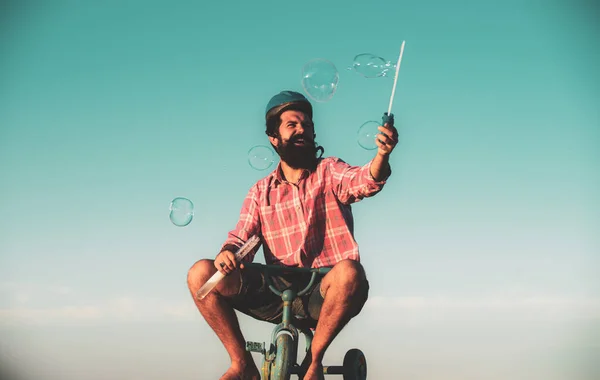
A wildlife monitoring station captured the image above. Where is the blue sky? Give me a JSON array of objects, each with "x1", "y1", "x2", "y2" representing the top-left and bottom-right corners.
[{"x1": 1, "y1": 1, "x2": 598, "y2": 379}]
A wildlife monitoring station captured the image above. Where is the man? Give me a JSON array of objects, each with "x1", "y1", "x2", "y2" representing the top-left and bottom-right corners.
[{"x1": 187, "y1": 90, "x2": 398, "y2": 380}]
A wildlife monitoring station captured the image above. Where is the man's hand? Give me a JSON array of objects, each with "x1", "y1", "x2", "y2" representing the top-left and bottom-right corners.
[
  {"x1": 369, "y1": 122, "x2": 398, "y2": 181},
  {"x1": 375, "y1": 122, "x2": 399, "y2": 156},
  {"x1": 214, "y1": 250, "x2": 245, "y2": 275}
]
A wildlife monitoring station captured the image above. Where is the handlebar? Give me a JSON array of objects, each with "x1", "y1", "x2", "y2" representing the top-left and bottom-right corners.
[{"x1": 244, "y1": 262, "x2": 331, "y2": 297}]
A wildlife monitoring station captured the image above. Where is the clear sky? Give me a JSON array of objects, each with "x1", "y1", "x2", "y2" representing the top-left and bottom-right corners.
[{"x1": 1, "y1": 0, "x2": 598, "y2": 379}]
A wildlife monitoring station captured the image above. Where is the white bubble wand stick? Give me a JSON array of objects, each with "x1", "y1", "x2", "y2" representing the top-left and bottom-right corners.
[
  {"x1": 196, "y1": 235, "x2": 260, "y2": 300},
  {"x1": 383, "y1": 41, "x2": 406, "y2": 126}
]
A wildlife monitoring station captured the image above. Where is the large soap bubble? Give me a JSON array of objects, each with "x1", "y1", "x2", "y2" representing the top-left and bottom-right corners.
[
  {"x1": 301, "y1": 58, "x2": 339, "y2": 102},
  {"x1": 349, "y1": 53, "x2": 396, "y2": 78}
]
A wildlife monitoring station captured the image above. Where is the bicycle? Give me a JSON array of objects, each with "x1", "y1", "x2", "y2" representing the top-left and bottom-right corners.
[{"x1": 243, "y1": 262, "x2": 368, "y2": 380}]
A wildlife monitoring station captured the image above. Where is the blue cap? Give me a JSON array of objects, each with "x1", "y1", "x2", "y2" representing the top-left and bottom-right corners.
[{"x1": 265, "y1": 90, "x2": 312, "y2": 118}]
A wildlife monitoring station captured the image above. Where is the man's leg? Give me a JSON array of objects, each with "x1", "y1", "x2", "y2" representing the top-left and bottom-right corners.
[
  {"x1": 302, "y1": 259, "x2": 368, "y2": 380},
  {"x1": 187, "y1": 259, "x2": 260, "y2": 380}
]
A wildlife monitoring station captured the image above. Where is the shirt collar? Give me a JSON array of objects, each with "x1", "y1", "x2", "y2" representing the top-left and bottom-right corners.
[{"x1": 270, "y1": 161, "x2": 310, "y2": 184}]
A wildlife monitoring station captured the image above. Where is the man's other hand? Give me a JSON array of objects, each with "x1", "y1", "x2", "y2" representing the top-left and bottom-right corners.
[
  {"x1": 376, "y1": 122, "x2": 399, "y2": 156},
  {"x1": 214, "y1": 250, "x2": 243, "y2": 275}
]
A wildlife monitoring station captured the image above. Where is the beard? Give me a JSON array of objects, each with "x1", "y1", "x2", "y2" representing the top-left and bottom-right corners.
[{"x1": 275, "y1": 134, "x2": 319, "y2": 170}]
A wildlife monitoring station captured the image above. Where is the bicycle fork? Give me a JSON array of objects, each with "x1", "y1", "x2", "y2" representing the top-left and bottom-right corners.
[{"x1": 246, "y1": 288, "x2": 302, "y2": 378}]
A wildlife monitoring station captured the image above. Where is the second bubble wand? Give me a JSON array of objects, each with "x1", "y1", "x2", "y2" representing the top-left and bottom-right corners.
[{"x1": 196, "y1": 235, "x2": 261, "y2": 300}]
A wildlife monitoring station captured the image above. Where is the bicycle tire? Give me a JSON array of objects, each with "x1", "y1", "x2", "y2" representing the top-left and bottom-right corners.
[{"x1": 343, "y1": 348, "x2": 367, "y2": 380}]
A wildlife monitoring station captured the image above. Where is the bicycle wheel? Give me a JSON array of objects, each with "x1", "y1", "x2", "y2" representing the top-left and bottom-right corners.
[
  {"x1": 270, "y1": 333, "x2": 296, "y2": 380},
  {"x1": 343, "y1": 348, "x2": 367, "y2": 380}
]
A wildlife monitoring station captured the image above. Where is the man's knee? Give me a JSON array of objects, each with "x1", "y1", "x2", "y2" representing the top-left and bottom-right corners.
[
  {"x1": 332, "y1": 259, "x2": 367, "y2": 289},
  {"x1": 187, "y1": 259, "x2": 241, "y2": 298},
  {"x1": 323, "y1": 259, "x2": 368, "y2": 303},
  {"x1": 187, "y1": 259, "x2": 215, "y2": 292},
  {"x1": 338, "y1": 260, "x2": 369, "y2": 316}
]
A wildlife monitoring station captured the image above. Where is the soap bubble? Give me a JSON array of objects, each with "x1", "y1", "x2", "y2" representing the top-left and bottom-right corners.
[
  {"x1": 357, "y1": 120, "x2": 381, "y2": 150},
  {"x1": 348, "y1": 53, "x2": 395, "y2": 78},
  {"x1": 301, "y1": 58, "x2": 339, "y2": 102},
  {"x1": 169, "y1": 197, "x2": 194, "y2": 227},
  {"x1": 248, "y1": 145, "x2": 275, "y2": 171}
]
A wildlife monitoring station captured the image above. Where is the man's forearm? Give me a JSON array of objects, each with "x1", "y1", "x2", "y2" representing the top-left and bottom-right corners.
[{"x1": 370, "y1": 152, "x2": 391, "y2": 181}]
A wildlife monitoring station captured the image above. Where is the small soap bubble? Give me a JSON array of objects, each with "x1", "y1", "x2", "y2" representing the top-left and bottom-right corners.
[
  {"x1": 357, "y1": 120, "x2": 381, "y2": 150},
  {"x1": 349, "y1": 53, "x2": 395, "y2": 78},
  {"x1": 248, "y1": 145, "x2": 275, "y2": 171},
  {"x1": 301, "y1": 58, "x2": 339, "y2": 102},
  {"x1": 169, "y1": 197, "x2": 194, "y2": 227}
]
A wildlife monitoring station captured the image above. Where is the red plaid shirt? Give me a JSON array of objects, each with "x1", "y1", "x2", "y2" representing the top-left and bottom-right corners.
[{"x1": 221, "y1": 157, "x2": 390, "y2": 268}]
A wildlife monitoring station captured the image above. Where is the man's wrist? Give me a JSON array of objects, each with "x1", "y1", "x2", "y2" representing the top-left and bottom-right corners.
[{"x1": 370, "y1": 153, "x2": 391, "y2": 181}]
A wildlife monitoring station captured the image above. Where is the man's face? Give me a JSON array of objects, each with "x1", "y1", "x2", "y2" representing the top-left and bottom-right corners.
[{"x1": 269, "y1": 110, "x2": 317, "y2": 169}]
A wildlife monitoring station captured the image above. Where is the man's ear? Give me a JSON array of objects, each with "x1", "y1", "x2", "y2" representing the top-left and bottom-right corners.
[{"x1": 268, "y1": 134, "x2": 279, "y2": 147}]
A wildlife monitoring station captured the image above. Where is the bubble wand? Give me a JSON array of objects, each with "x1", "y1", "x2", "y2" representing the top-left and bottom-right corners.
[
  {"x1": 196, "y1": 235, "x2": 261, "y2": 300},
  {"x1": 382, "y1": 41, "x2": 406, "y2": 127}
]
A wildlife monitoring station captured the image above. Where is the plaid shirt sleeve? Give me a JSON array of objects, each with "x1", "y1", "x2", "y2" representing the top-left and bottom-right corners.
[
  {"x1": 220, "y1": 185, "x2": 262, "y2": 262},
  {"x1": 329, "y1": 157, "x2": 391, "y2": 205}
]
